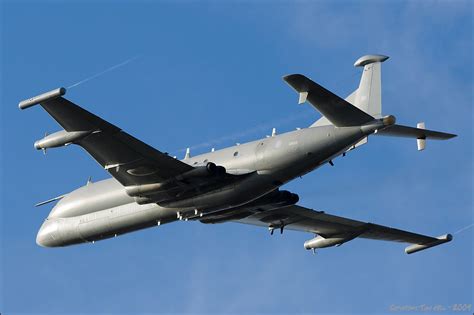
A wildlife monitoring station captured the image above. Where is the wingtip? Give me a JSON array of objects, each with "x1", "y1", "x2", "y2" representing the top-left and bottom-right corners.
[
  {"x1": 441, "y1": 133, "x2": 457, "y2": 140},
  {"x1": 19, "y1": 87, "x2": 67, "y2": 110},
  {"x1": 283, "y1": 74, "x2": 304, "y2": 82},
  {"x1": 405, "y1": 233, "x2": 453, "y2": 254},
  {"x1": 283, "y1": 74, "x2": 313, "y2": 93}
]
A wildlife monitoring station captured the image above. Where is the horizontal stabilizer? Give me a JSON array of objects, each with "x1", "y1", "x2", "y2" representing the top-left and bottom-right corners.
[
  {"x1": 376, "y1": 124, "x2": 456, "y2": 140},
  {"x1": 284, "y1": 74, "x2": 375, "y2": 127}
]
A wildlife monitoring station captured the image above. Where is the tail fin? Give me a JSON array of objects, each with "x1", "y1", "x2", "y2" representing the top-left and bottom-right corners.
[
  {"x1": 353, "y1": 54, "x2": 388, "y2": 118},
  {"x1": 311, "y1": 54, "x2": 388, "y2": 127},
  {"x1": 285, "y1": 55, "x2": 456, "y2": 150}
]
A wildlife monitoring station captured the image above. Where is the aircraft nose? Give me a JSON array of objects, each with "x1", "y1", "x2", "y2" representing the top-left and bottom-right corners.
[{"x1": 36, "y1": 219, "x2": 60, "y2": 247}]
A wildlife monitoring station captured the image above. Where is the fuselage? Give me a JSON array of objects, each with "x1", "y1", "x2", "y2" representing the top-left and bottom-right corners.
[{"x1": 37, "y1": 124, "x2": 370, "y2": 247}]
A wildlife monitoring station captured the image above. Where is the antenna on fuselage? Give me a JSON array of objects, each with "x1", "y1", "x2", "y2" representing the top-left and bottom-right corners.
[
  {"x1": 184, "y1": 147, "x2": 191, "y2": 159},
  {"x1": 271, "y1": 128, "x2": 276, "y2": 137}
]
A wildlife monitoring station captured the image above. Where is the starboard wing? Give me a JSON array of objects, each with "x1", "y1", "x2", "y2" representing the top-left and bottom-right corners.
[{"x1": 204, "y1": 202, "x2": 452, "y2": 254}]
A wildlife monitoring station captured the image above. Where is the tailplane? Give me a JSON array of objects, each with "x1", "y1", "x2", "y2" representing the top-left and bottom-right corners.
[
  {"x1": 375, "y1": 123, "x2": 456, "y2": 151},
  {"x1": 284, "y1": 54, "x2": 457, "y2": 150},
  {"x1": 284, "y1": 74, "x2": 375, "y2": 127}
]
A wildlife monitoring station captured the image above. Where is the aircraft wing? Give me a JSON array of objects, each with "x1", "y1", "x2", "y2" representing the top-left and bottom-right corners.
[
  {"x1": 204, "y1": 202, "x2": 452, "y2": 254},
  {"x1": 19, "y1": 88, "x2": 194, "y2": 186}
]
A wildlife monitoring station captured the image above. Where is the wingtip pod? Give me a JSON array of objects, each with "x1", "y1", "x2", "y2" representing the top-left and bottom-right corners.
[
  {"x1": 19, "y1": 87, "x2": 66, "y2": 110},
  {"x1": 354, "y1": 54, "x2": 389, "y2": 67},
  {"x1": 405, "y1": 234, "x2": 453, "y2": 254}
]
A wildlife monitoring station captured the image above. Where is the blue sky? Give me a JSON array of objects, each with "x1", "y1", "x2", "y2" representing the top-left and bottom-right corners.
[{"x1": 1, "y1": 1, "x2": 472, "y2": 314}]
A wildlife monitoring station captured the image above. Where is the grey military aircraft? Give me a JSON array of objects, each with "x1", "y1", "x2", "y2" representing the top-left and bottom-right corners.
[{"x1": 20, "y1": 54, "x2": 456, "y2": 254}]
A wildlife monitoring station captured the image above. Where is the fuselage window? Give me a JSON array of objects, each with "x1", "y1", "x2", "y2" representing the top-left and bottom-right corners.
[
  {"x1": 233, "y1": 151, "x2": 239, "y2": 157},
  {"x1": 203, "y1": 159, "x2": 208, "y2": 163}
]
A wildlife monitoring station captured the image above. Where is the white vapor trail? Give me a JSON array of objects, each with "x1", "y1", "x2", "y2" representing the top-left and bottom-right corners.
[
  {"x1": 173, "y1": 109, "x2": 313, "y2": 154},
  {"x1": 453, "y1": 223, "x2": 474, "y2": 235},
  {"x1": 172, "y1": 70, "x2": 360, "y2": 155},
  {"x1": 67, "y1": 55, "x2": 141, "y2": 89}
]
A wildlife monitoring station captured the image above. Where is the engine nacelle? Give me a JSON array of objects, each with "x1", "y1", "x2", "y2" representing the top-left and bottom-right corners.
[
  {"x1": 235, "y1": 190, "x2": 299, "y2": 211},
  {"x1": 125, "y1": 162, "x2": 227, "y2": 199},
  {"x1": 175, "y1": 162, "x2": 226, "y2": 180},
  {"x1": 304, "y1": 235, "x2": 347, "y2": 250},
  {"x1": 275, "y1": 190, "x2": 299, "y2": 206},
  {"x1": 34, "y1": 130, "x2": 93, "y2": 150}
]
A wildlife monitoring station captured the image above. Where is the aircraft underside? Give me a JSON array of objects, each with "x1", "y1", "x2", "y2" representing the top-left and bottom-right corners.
[{"x1": 22, "y1": 54, "x2": 456, "y2": 255}]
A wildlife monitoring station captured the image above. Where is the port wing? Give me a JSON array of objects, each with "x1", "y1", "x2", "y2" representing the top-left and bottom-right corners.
[
  {"x1": 221, "y1": 204, "x2": 451, "y2": 254},
  {"x1": 19, "y1": 89, "x2": 196, "y2": 186}
]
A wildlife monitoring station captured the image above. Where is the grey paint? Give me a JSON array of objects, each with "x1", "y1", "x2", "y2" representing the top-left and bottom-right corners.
[
  {"x1": 37, "y1": 125, "x2": 364, "y2": 247},
  {"x1": 19, "y1": 87, "x2": 66, "y2": 110},
  {"x1": 34, "y1": 130, "x2": 93, "y2": 150},
  {"x1": 353, "y1": 54, "x2": 389, "y2": 67},
  {"x1": 24, "y1": 55, "x2": 456, "y2": 254}
]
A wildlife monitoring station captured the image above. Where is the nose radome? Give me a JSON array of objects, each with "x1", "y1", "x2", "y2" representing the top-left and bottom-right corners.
[{"x1": 36, "y1": 219, "x2": 60, "y2": 247}]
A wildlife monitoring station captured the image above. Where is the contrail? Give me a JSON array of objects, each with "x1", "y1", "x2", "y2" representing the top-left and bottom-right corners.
[
  {"x1": 454, "y1": 223, "x2": 474, "y2": 235},
  {"x1": 172, "y1": 70, "x2": 360, "y2": 155},
  {"x1": 173, "y1": 109, "x2": 313, "y2": 154},
  {"x1": 67, "y1": 55, "x2": 141, "y2": 89}
]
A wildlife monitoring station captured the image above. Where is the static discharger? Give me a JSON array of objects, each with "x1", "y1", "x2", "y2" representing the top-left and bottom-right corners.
[{"x1": 19, "y1": 87, "x2": 66, "y2": 110}]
